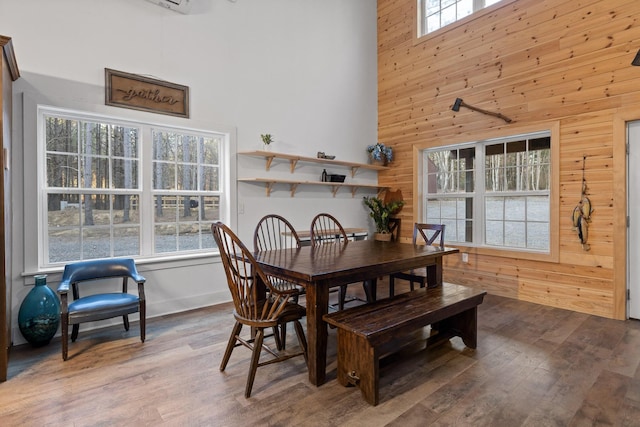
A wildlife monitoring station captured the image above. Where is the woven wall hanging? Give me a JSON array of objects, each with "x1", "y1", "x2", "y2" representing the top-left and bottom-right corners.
[{"x1": 571, "y1": 156, "x2": 593, "y2": 251}]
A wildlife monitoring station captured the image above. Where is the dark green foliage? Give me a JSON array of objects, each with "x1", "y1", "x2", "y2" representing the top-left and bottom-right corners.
[{"x1": 363, "y1": 196, "x2": 404, "y2": 233}]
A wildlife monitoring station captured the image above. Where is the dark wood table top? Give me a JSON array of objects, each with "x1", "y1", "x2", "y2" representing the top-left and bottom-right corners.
[{"x1": 254, "y1": 239, "x2": 459, "y2": 286}]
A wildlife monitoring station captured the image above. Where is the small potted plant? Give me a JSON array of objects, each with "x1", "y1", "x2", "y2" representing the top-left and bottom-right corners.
[
  {"x1": 363, "y1": 196, "x2": 404, "y2": 241},
  {"x1": 366, "y1": 142, "x2": 393, "y2": 166},
  {"x1": 261, "y1": 133, "x2": 273, "y2": 151}
]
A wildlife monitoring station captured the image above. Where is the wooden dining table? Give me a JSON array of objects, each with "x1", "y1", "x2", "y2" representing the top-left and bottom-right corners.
[{"x1": 253, "y1": 239, "x2": 459, "y2": 386}]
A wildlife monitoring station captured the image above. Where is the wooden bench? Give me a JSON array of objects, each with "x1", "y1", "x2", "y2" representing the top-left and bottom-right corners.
[{"x1": 323, "y1": 283, "x2": 486, "y2": 406}]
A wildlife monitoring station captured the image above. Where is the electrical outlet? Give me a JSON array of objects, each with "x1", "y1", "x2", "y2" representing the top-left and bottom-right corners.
[{"x1": 462, "y1": 253, "x2": 469, "y2": 263}]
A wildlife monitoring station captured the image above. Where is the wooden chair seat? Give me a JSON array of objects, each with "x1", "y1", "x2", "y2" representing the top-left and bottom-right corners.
[{"x1": 234, "y1": 299, "x2": 307, "y2": 327}]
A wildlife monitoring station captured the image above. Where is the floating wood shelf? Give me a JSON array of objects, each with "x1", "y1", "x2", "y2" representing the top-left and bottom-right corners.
[
  {"x1": 238, "y1": 178, "x2": 388, "y2": 198},
  {"x1": 238, "y1": 150, "x2": 388, "y2": 197},
  {"x1": 238, "y1": 150, "x2": 388, "y2": 177}
]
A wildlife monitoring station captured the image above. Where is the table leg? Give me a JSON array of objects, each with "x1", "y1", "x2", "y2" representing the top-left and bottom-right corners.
[
  {"x1": 428, "y1": 256, "x2": 443, "y2": 287},
  {"x1": 305, "y1": 282, "x2": 329, "y2": 386}
]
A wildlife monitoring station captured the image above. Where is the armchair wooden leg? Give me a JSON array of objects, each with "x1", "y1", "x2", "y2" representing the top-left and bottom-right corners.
[
  {"x1": 123, "y1": 314, "x2": 130, "y2": 331},
  {"x1": 71, "y1": 324, "x2": 80, "y2": 342},
  {"x1": 62, "y1": 316, "x2": 69, "y2": 361},
  {"x1": 140, "y1": 303, "x2": 146, "y2": 342},
  {"x1": 220, "y1": 322, "x2": 243, "y2": 371},
  {"x1": 245, "y1": 328, "x2": 265, "y2": 398}
]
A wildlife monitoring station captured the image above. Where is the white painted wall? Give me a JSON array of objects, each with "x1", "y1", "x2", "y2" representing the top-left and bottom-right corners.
[{"x1": 0, "y1": 0, "x2": 378, "y2": 344}]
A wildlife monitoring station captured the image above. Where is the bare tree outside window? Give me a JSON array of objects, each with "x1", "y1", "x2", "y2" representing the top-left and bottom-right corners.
[
  {"x1": 152, "y1": 128, "x2": 221, "y2": 254},
  {"x1": 41, "y1": 109, "x2": 223, "y2": 266}
]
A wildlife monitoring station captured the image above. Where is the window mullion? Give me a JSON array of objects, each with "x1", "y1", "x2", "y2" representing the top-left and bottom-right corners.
[
  {"x1": 421, "y1": 150, "x2": 428, "y2": 223},
  {"x1": 475, "y1": 145, "x2": 485, "y2": 246},
  {"x1": 140, "y1": 126, "x2": 154, "y2": 257}
]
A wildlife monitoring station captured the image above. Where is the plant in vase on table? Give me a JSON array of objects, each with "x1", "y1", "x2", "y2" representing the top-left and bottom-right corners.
[
  {"x1": 366, "y1": 142, "x2": 393, "y2": 166},
  {"x1": 363, "y1": 196, "x2": 404, "y2": 241}
]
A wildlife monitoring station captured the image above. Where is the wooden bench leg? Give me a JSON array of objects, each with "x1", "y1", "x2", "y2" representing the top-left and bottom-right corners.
[
  {"x1": 336, "y1": 330, "x2": 379, "y2": 406},
  {"x1": 433, "y1": 306, "x2": 478, "y2": 348}
]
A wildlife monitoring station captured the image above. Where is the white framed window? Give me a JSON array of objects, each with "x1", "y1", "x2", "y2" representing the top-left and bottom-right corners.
[
  {"x1": 39, "y1": 107, "x2": 227, "y2": 266},
  {"x1": 422, "y1": 131, "x2": 551, "y2": 252},
  {"x1": 418, "y1": 0, "x2": 503, "y2": 36}
]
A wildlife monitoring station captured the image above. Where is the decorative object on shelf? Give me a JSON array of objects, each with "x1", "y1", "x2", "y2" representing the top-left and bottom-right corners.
[
  {"x1": 367, "y1": 142, "x2": 393, "y2": 166},
  {"x1": 260, "y1": 133, "x2": 273, "y2": 151},
  {"x1": 321, "y1": 169, "x2": 346, "y2": 183},
  {"x1": 317, "y1": 151, "x2": 336, "y2": 160},
  {"x1": 363, "y1": 195, "x2": 404, "y2": 241},
  {"x1": 18, "y1": 275, "x2": 61, "y2": 346},
  {"x1": 571, "y1": 156, "x2": 593, "y2": 251}
]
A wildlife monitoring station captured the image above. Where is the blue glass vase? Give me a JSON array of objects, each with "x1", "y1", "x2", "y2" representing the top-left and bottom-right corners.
[{"x1": 18, "y1": 275, "x2": 61, "y2": 346}]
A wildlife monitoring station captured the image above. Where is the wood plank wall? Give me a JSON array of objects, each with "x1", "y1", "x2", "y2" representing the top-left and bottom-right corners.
[{"x1": 377, "y1": 0, "x2": 640, "y2": 319}]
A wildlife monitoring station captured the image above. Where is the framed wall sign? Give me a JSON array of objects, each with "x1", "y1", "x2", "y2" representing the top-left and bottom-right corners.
[{"x1": 105, "y1": 68, "x2": 189, "y2": 118}]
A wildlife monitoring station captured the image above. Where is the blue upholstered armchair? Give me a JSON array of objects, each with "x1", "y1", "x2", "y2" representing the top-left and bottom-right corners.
[{"x1": 57, "y1": 258, "x2": 146, "y2": 361}]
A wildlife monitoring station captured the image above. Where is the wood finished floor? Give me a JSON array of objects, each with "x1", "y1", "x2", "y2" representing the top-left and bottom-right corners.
[{"x1": 2, "y1": 280, "x2": 640, "y2": 427}]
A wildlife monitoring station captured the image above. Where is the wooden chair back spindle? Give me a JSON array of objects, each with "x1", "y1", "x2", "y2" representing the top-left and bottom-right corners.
[
  {"x1": 254, "y1": 214, "x2": 301, "y2": 251},
  {"x1": 310, "y1": 213, "x2": 349, "y2": 246}
]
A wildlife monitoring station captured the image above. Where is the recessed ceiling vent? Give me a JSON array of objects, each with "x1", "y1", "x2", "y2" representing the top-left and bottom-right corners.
[{"x1": 145, "y1": 0, "x2": 192, "y2": 14}]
